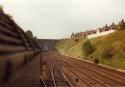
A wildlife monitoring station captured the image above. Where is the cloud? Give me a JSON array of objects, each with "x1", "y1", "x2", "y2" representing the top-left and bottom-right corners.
[{"x1": 0, "y1": 0, "x2": 125, "y2": 39}]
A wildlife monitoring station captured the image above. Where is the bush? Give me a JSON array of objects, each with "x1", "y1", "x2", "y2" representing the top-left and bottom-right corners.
[
  {"x1": 6, "y1": 14, "x2": 13, "y2": 19},
  {"x1": 117, "y1": 20, "x2": 125, "y2": 31},
  {"x1": 102, "y1": 46, "x2": 114, "y2": 59},
  {"x1": 75, "y1": 39, "x2": 79, "y2": 42},
  {"x1": 0, "y1": 5, "x2": 13, "y2": 19},
  {"x1": 0, "y1": 5, "x2": 4, "y2": 13},
  {"x1": 94, "y1": 58, "x2": 99, "y2": 64},
  {"x1": 83, "y1": 40, "x2": 95, "y2": 56}
]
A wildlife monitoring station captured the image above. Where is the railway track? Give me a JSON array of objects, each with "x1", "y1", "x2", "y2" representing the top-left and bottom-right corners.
[
  {"x1": 58, "y1": 58, "x2": 106, "y2": 87},
  {"x1": 55, "y1": 54, "x2": 125, "y2": 87},
  {"x1": 52, "y1": 65, "x2": 72, "y2": 87},
  {"x1": 66, "y1": 56, "x2": 125, "y2": 83},
  {"x1": 41, "y1": 52, "x2": 125, "y2": 87},
  {"x1": 41, "y1": 55, "x2": 73, "y2": 87},
  {"x1": 63, "y1": 56, "x2": 125, "y2": 84}
]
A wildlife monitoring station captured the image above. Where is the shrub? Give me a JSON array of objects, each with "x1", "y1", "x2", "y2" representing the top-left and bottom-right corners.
[
  {"x1": 117, "y1": 20, "x2": 125, "y2": 31},
  {"x1": 83, "y1": 40, "x2": 95, "y2": 56},
  {"x1": 0, "y1": 5, "x2": 13, "y2": 19},
  {"x1": 75, "y1": 39, "x2": 79, "y2": 42},
  {"x1": 94, "y1": 58, "x2": 99, "y2": 64},
  {"x1": 6, "y1": 14, "x2": 13, "y2": 19},
  {"x1": 102, "y1": 46, "x2": 114, "y2": 59},
  {"x1": 0, "y1": 5, "x2": 3, "y2": 12}
]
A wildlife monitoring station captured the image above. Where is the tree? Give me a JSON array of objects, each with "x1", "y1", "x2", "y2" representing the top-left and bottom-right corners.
[
  {"x1": 0, "y1": 5, "x2": 13, "y2": 19},
  {"x1": 6, "y1": 14, "x2": 13, "y2": 19},
  {"x1": 117, "y1": 19, "x2": 125, "y2": 30},
  {"x1": 26, "y1": 30, "x2": 33, "y2": 38},
  {"x1": 83, "y1": 40, "x2": 95, "y2": 56},
  {"x1": 0, "y1": 5, "x2": 4, "y2": 13}
]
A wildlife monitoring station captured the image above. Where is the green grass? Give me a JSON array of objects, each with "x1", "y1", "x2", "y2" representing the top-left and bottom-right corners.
[
  {"x1": 56, "y1": 31, "x2": 125, "y2": 69},
  {"x1": 56, "y1": 37, "x2": 86, "y2": 58}
]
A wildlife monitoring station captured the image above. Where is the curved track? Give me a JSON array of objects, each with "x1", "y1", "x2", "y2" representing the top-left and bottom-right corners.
[
  {"x1": 41, "y1": 52, "x2": 125, "y2": 87},
  {"x1": 56, "y1": 54, "x2": 125, "y2": 87},
  {"x1": 41, "y1": 54, "x2": 73, "y2": 87}
]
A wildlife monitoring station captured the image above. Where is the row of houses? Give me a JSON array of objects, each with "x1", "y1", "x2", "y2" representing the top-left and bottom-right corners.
[{"x1": 71, "y1": 19, "x2": 125, "y2": 38}]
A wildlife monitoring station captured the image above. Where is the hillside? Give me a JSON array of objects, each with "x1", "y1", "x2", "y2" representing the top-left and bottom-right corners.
[{"x1": 56, "y1": 31, "x2": 125, "y2": 69}]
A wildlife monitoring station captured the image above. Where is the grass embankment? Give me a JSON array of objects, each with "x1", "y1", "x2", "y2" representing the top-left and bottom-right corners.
[
  {"x1": 56, "y1": 31, "x2": 125, "y2": 69},
  {"x1": 56, "y1": 37, "x2": 86, "y2": 58}
]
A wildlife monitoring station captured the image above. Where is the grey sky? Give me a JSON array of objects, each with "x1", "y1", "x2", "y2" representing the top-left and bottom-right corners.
[{"x1": 0, "y1": 0, "x2": 125, "y2": 39}]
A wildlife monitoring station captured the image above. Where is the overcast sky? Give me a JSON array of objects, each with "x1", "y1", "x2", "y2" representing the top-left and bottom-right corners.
[{"x1": 0, "y1": 0, "x2": 125, "y2": 39}]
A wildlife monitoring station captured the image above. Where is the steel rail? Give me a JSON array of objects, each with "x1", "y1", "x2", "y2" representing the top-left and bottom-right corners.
[
  {"x1": 56, "y1": 55, "x2": 109, "y2": 87},
  {"x1": 52, "y1": 57, "x2": 93, "y2": 87},
  {"x1": 56, "y1": 64, "x2": 73, "y2": 87},
  {"x1": 48, "y1": 63, "x2": 57, "y2": 87},
  {"x1": 62, "y1": 56, "x2": 125, "y2": 85},
  {"x1": 40, "y1": 76, "x2": 47, "y2": 87},
  {"x1": 51, "y1": 54, "x2": 92, "y2": 87},
  {"x1": 47, "y1": 57, "x2": 73, "y2": 87}
]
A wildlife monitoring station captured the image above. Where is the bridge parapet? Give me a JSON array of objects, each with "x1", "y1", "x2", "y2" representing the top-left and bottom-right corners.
[{"x1": 0, "y1": 11, "x2": 41, "y2": 86}]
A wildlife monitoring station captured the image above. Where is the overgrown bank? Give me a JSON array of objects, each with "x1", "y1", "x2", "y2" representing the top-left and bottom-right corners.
[{"x1": 56, "y1": 31, "x2": 125, "y2": 69}]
